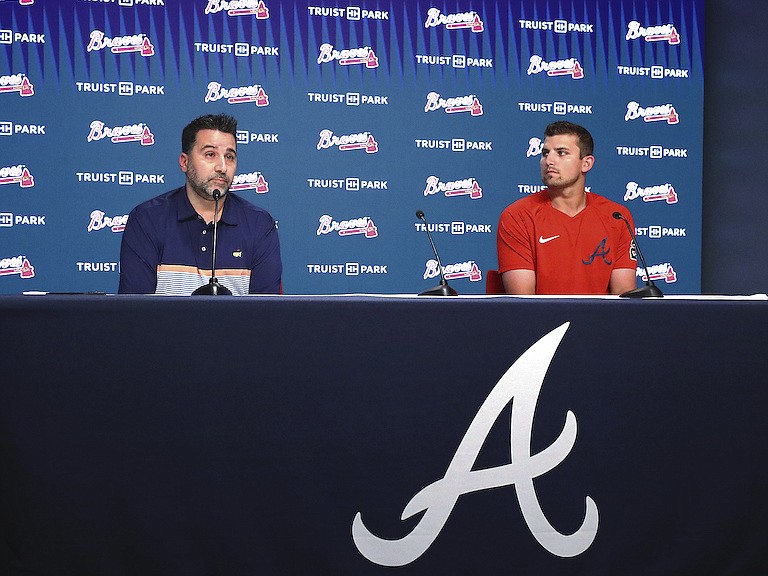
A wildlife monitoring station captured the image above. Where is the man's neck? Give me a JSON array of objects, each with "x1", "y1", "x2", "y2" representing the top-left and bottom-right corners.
[
  {"x1": 186, "y1": 186, "x2": 224, "y2": 225},
  {"x1": 548, "y1": 186, "x2": 587, "y2": 217}
]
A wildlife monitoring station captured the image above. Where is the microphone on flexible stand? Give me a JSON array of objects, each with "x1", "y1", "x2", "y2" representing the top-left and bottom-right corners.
[
  {"x1": 416, "y1": 209, "x2": 458, "y2": 296},
  {"x1": 192, "y1": 189, "x2": 232, "y2": 296},
  {"x1": 612, "y1": 211, "x2": 663, "y2": 298}
]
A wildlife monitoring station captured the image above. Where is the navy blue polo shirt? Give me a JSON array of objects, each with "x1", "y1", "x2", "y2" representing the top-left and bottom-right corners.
[{"x1": 118, "y1": 186, "x2": 282, "y2": 295}]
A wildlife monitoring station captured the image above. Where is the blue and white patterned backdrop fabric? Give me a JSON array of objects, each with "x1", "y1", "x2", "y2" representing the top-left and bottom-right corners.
[{"x1": 0, "y1": 0, "x2": 703, "y2": 295}]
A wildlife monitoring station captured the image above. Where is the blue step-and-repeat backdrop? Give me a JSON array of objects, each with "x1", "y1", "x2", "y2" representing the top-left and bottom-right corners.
[{"x1": 0, "y1": 0, "x2": 703, "y2": 294}]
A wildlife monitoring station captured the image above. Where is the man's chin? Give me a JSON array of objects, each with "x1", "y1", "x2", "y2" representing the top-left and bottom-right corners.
[{"x1": 542, "y1": 176, "x2": 572, "y2": 188}]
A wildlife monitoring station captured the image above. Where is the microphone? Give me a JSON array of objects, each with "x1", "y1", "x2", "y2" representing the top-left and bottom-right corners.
[
  {"x1": 416, "y1": 209, "x2": 458, "y2": 296},
  {"x1": 612, "y1": 211, "x2": 663, "y2": 298},
  {"x1": 192, "y1": 189, "x2": 232, "y2": 296}
]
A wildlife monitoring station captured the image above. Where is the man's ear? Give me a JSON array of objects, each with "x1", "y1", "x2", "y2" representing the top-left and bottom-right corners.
[
  {"x1": 179, "y1": 152, "x2": 188, "y2": 173},
  {"x1": 582, "y1": 154, "x2": 595, "y2": 173}
]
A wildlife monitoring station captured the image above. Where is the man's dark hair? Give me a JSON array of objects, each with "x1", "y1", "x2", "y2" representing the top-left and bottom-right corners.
[
  {"x1": 544, "y1": 121, "x2": 594, "y2": 158},
  {"x1": 181, "y1": 114, "x2": 238, "y2": 154}
]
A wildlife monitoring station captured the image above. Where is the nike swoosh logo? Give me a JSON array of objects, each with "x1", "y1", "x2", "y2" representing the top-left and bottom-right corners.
[{"x1": 539, "y1": 235, "x2": 560, "y2": 244}]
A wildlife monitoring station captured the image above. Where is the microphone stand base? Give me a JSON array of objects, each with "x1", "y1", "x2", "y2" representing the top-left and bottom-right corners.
[
  {"x1": 419, "y1": 283, "x2": 458, "y2": 296},
  {"x1": 191, "y1": 281, "x2": 232, "y2": 296},
  {"x1": 620, "y1": 284, "x2": 663, "y2": 298}
]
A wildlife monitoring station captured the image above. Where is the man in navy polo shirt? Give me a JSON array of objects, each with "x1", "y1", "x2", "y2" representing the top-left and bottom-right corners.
[{"x1": 118, "y1": 114, "x2": 282, "y2": 295}]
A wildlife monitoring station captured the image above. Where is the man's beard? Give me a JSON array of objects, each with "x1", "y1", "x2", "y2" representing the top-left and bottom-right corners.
[
  {"x1": 541, "y1": 171, "x2": 580, "y2": 189},
  {"x1": 187, "y1": 164, "x2": 229, "y2": 200}
]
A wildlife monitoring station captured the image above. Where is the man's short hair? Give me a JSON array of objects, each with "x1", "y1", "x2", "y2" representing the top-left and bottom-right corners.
[
  {"x1": 181, "y1": 114, "x2": 238, "y2": 154},
  {"x1": 544, "y1": 121, "x2": 594, "y2": 158}
]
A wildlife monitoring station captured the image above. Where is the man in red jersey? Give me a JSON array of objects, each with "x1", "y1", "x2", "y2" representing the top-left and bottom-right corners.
[{"x1": 497, "y1": 121, "x2": 638, "y2": 295}]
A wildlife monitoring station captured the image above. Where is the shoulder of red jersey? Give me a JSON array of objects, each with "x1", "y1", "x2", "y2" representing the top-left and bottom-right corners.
[{"x1": 504, "y1": 190, "x2": 550, "y2": 213}]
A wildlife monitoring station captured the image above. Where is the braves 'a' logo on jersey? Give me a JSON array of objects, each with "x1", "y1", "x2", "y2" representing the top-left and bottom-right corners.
[{"x1": 582, "y1": 237, "x2": 612, "y2": 265}]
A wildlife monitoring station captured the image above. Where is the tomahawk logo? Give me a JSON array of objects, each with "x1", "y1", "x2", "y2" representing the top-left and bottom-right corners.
[{"x1": 352, "y1": 323, "x2": 598, "y2": 566}]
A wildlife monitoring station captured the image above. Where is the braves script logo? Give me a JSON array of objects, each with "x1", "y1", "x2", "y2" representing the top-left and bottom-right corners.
[
  {"x1": 424, "y1": 259, "x2": 482, "y2": 282},
  {"x1": 317, "y1": 215, "x2": 378, "y2": 238},
  {"x1": 528, "y1": 55, "x2": 583, "y2": 79},
  {"x1": 317, "y1": 44, "x2": 379, "y2": 68},
  {"x1": 424, "y1": 176, "x2": 482, "y2": 199},
  {"x1": 527, "y1": 137, "x2": 543, "y2": 157},
  {"x1": 88, "y1": 210, "x2": 128, "y2": 233},
  {"x1": 0, "y1": 255, "x2": 35, "y2": 279},
  {"x1": 205, "y1": 82, "x2": 269, "y2": 106},
  {"x1": 0, "y1": 74, "x2": 34, "y2": 97},
  {"x1": 229, "y1": 171, "x2": 269, "y2": 193},
  {"x1": 205, "y1": 0, "x2": 269, "y2": 18},
  {"x1": 625, "y1": 181, "x2": 678, "y2": 204},
  {"x1": 317, "y1": 130, "x2": 378, "y2": 153},
  {"x1": 87, "y1": 121, "x2": 155, "y2": 146},
  {"x1": 640, "y1": 263, "x2": 678, "y2": 284},
  {"x1": 0, "y1": 165, "x2": 35, "y2": 188},
  {"x1": 352, "y1": 323, "x2": 598, "y2": 566},
  {"x1": 424, "y1": 92, "x2": 483, "y2": 116},
  {"x1": 626, "y1": 21, "x2": 680, "y2": 45},
  {"x1": 625, "y1": 102, "x2": 679, "y2": 124},
  {"x1": 424, "y1": 8, "x2": 484, "y2": 32},
  {"x1": 87, "y1": 30, "x2": 155, "y2": 56}
]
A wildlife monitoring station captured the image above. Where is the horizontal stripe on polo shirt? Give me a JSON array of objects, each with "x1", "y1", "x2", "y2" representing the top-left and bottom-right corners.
[{"x1": 156, "y1": 264, "x2": 250, "y2": 296}]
